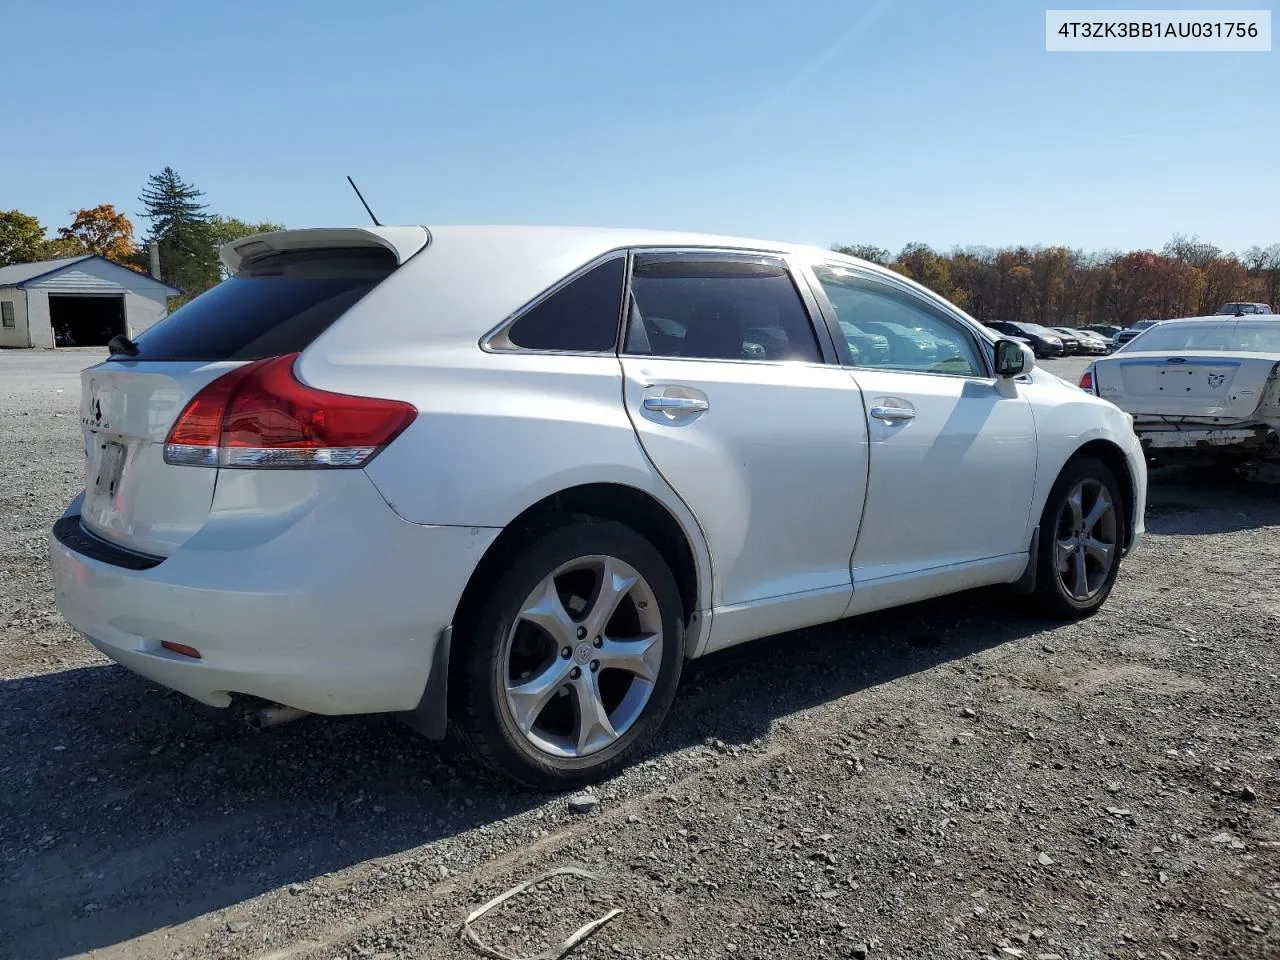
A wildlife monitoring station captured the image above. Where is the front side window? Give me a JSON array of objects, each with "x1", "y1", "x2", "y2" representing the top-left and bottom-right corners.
[
  {"x1": 812, "y1": 264, "x2": 984, "y2": 377},
  {"x1": 624, "y1": 254, "x2": 821, "y2": 363},
  {"x1": 504, "y1": 256, "x2": 625, "y2": 352}
]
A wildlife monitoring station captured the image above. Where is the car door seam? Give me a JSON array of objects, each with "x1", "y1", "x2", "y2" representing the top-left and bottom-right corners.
[
  {"x1": 614, "y1": 326, "x2": 717, "y2": 654},
  {"x1": 844, "y1": 366, "x2": 873, "y2": 603}
]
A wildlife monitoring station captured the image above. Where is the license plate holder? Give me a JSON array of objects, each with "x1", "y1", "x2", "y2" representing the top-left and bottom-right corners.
[{"x1": 93, "y1": 440, "x2": 127, "y2": 498}]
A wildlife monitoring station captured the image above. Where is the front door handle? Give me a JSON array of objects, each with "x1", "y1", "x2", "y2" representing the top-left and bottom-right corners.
[
  {"x1": 643, "y1": 396, "x2": 709, "y2": 415},
  {"x1": 869, "y1": 404, "x2": 915, "y2": 422}
]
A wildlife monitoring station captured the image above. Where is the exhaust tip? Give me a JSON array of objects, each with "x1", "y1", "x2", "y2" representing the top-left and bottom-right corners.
[{"x1": 243, "y1": 703, "x2": 310, "y2": 730}]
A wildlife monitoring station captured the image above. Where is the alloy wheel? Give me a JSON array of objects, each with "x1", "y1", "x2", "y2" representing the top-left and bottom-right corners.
[
  {"x1": 501, "y1": 555, "x2": 663, "y2": 758},
  {"x1": 1053, "y1": 478, "x2": 1119, "y2": 602}
]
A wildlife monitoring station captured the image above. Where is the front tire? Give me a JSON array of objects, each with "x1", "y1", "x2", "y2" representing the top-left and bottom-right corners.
[
  {"x1": 1032, "y1": 456, "x2": 1125, "y2": 620},
  {"x1": 449, "y1": 519, "x2": 684, "y2": 789}
]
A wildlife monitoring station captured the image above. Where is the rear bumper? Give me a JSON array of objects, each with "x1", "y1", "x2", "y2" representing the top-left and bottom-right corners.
[
  {"x1": 50, "y1": 475, "x2": 500, "y2": 716},
  {"x1": 1135, "y1": 422, "x2": 1278, "y2": 457}
]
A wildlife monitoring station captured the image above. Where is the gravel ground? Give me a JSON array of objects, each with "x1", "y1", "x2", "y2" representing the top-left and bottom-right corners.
[{"x1": 1, "y1": 349, "x2": 1277, "y2": 960}]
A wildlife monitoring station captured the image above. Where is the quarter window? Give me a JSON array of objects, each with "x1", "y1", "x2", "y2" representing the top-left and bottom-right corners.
[
  {"x1": 624, "y1": 255, "x2": 822, "y2": 363},
  {"x1": 812, "y1": 265, "x2": 984, "y2": 377},
  {"x1": 505, "y1": 257, "x2": 625, "y2": 352}
]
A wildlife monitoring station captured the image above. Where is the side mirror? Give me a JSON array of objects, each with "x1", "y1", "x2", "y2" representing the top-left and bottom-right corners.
[{"x1": 994, "y1": 338, "x2": 1032, "y2": 377}]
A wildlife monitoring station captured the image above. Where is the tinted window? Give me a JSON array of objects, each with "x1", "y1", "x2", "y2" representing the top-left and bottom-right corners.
[
  {"x1": 506, "y1": 257, "x2": 625, "y2": 352},
  {"x1": 624, "y1": 256, "x2": 821, "y2": 363},
  {"x1": 125, "y1": 248, "x2": 396, "y2": 361},
  {"x1": 812, "y1": 264, "x2": 984, "y2": 377}
]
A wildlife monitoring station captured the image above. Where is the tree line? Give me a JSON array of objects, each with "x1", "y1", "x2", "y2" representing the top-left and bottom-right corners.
[
  {"x1": 0, "y1": 167, "x2": 281, "y2": 304},
  {"x1": 836, "y1": 238, "x2": 1280, "y2": 328}
]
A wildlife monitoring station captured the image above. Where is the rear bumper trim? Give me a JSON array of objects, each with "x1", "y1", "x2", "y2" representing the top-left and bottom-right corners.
[{"x1": 52, "y1": 514, "x2": 164, "y2": 571}]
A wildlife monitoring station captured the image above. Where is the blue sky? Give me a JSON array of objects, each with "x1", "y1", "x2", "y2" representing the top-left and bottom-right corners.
[{"x1": 2, "y1": 0, "x2": 1276, "y2": 255}]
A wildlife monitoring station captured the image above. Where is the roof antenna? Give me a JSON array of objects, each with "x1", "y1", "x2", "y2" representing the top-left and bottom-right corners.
[{"x1": 346, "y1": 176, "x2": 382, "y2": 227}]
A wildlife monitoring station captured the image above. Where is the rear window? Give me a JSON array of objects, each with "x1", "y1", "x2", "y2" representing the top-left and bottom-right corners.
[
  {"x1": 121, "y1": 248, "x2": 397, "y2": 361},
  {"x1": 1122, "y1": 321, "x2": 1280, "y2": 353}
]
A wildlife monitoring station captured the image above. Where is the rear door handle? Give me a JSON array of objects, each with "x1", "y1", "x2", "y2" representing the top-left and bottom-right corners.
[
  {"x1": 643, "y1": 396, "x2": 709, "y2": 415},
  {"x1": 869, "y1": 405, "x2": 915, "y2": 422}
]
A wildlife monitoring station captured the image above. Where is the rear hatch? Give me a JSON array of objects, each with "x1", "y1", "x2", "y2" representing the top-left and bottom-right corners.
[
  {"x1": 1093, "y1": 351, "x2": 1278, "y2": 420},
  {"x1": 76, "y1": 227, "x2": 427, "y2": 558}
]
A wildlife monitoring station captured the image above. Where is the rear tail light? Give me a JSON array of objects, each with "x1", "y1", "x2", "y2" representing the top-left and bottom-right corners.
[
  {"x1": 1079, "y1": 369, "x2": 1095, "y2": 393},
  {"x1": 164, "y1": 353, "x2": 416, "y2": 469}
]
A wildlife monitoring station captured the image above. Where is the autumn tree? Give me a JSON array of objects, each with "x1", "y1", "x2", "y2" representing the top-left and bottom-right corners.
[
  {"x1": 58, "y1": 204, "x2": 139, "y2": 267},
  {"x1": 1163, "y1": 233, "x2": 1221, "y2": 269},
  {"x1": 833, "y1": 243, "x2": 890, "y2": 265},
  {"x1": 892, "y1": 243, "x2": 952, "y2": 298},
  {"x1": 138, "y1": 167, "x2": 220, "y2": 295},
  {"x1": 947, "y1": 247, "x2": 1001, "y2": 321},
  {"x1": 0, "y1": 210, "x2": 49, "y2": 266},
  {"x1": 42, "y1": 237, "x2": 89, "y2": 259},
  {"x1": 1028, "y1": 246, "x2": 1071, "y2": 324},
  {"x1": 1197, "y1": 256, "x2": 1248, "y2": 314},
  {"x1": 1243, "y1": 244, "x2": 1280, "y2": 310}
]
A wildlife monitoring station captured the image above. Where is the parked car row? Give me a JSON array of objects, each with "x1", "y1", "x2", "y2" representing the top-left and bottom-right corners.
[
  {"x1": 984, "y1": 321, "x2": 1111, "y2": 358},
  {"x1": 982, "y1": 309, "x2": 1274, "y2": 358},
  {"x1": 1052, "y1": 327, "x2": 1111, "y2": 355}
]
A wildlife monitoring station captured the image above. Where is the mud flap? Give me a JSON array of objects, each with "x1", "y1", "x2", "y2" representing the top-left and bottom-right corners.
[
  {"x1": 1012, "y1": 527, "x2": 1039, "y2": 595},
  {"x1": 399, "y1": 625, "x2": 451, "y2": 739}
]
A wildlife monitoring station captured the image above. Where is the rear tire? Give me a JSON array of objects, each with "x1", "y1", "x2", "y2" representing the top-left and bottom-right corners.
[
  {"x1": 449, "y1": 519, "x2": 684, "y2": 789},
  {"x1": 1031, "y1": 456, "x2": 1125, "y2": 620}
]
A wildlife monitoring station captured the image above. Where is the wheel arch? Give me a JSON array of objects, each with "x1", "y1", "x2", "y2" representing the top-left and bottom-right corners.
[
  {"x1": 1061, "y1": 438, "x2": 1139, "y2": 553},
  {"x1": 451, "y1": 482, "x2": 707, "y2": 652},
  {"x1": 1016, "y1": 435, "x2": 1139, "y2": 597}
]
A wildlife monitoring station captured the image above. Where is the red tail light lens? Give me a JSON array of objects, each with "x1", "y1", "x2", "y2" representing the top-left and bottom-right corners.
[
  {"x1": 164, "y1": 354, "x2": 416, "y2": 469},
  {"x1": 1079, "y1": 369, "x2": 1094, "y2": 392}
]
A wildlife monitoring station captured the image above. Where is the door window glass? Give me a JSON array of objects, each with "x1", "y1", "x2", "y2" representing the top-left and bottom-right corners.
[
  {"x1": 625, "y1": 255, "x2": 822, "y2": 363},
  {"x1": 813, "y1": 264, "x2": 984, "y2": 377}
]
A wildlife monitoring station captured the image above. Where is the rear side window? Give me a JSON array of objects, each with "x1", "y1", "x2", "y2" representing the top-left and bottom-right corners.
[
  {"x1": 624, "y1": 255, "x2": 822, "y2": 363},
  {"x1": 504, "y1": 257, "x2": 625, "y2": 352},
  {"x1": 123, "y1": 248, "x2": 397, "y2": 361}
]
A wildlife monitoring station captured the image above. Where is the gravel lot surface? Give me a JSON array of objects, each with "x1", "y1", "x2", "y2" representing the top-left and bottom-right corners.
[{"x1": 2, "y1": 349, "x2": 1277, "y2": 960}]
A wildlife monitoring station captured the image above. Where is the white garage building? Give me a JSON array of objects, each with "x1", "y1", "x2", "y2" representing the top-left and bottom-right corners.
[{"x1": 0, "y1": 255, "x2": 180, "y2": 349}]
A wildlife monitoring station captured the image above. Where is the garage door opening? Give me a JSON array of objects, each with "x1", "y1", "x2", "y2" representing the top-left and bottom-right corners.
[{"x1": 49, "y1": 295, "x2": 125, "y2": 347}]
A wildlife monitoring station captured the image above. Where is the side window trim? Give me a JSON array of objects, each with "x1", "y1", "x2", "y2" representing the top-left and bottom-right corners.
[
  {"x1": 783, "y1": 253, "x2": 842, "y2": 365},
  {"x1": 621, "y1": 247, "x2": 837, "y2": 366},
  {"x1": 480, "y1": 249, "x2": 628, "y2": 355},
  {"x1": 801, "y1": 259, "x2": 995, "y2": 380}
]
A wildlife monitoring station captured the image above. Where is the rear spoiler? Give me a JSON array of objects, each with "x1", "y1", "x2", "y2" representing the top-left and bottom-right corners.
[{"x1": 219, "y1": 226, "x2": 431, "y2": 277}]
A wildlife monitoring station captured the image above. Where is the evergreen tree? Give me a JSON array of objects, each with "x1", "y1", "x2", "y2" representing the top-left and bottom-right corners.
[
  {"x1": 137, "y1": 167, "x2": 220, "y2": 295},
  {"x1": 138, "y1": 167, "x2": 209, "y2": 241}
]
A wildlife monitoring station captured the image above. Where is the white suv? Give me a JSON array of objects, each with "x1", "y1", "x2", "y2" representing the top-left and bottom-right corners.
[{"x1": 50, "y1": 225, "x2": 1146, "y2": 787}]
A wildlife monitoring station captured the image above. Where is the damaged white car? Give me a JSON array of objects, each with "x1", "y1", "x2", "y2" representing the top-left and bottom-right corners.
[{"x1": 1081, "y1": 316, "x2": 1280, "y2": 480}]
